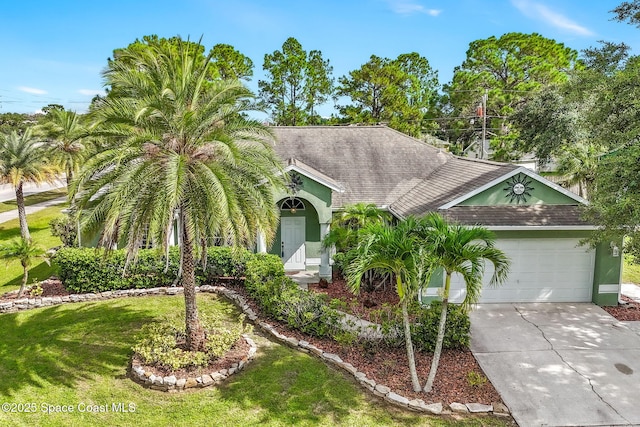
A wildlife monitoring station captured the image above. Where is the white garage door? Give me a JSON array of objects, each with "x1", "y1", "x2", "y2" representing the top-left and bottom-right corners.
[{"x1": 449, "y1": 238, "x2": 595, "y2": 303}]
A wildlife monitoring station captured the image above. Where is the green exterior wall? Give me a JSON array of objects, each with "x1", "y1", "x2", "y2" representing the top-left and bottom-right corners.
[
  {"x1": 269, "y1": 197, "x2": 322, "y2": 259},
  {"x1": 592, "y1": 239, "x2": 623, "y2": 306},
  {"x1": 420, "y1": 229, "x2": 621, "y2": 306},
  {"x1": 459, "y1": 173, "x2": 577, "y2": 206},
  {"x1": 268, "y1": 174, "x2": 334, "y2": 264}
]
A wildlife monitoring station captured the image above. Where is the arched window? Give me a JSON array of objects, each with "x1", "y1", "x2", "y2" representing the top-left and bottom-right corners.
[{"x1": 280, "y1": 198, "x2": 305, "y2": 213}]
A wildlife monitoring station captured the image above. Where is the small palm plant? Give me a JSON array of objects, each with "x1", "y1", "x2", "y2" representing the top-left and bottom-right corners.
[
  {"x1": 346, "y1": 218, "x2": 429, "y2": 392},
  {"x1": 0, "y1": 238, "x2": 46, "y2": 298},
  {"x1": 415, "y1": 213, "x2": 510, "y2": 393}
]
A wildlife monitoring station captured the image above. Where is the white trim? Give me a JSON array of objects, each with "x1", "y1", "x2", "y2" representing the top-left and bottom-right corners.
[
  {"x1": 487, "y1": 225, "x2": 597, "y2": 231},
  {"x1": 438, "y1": 167, "x2": 589, "y2": 209},
  {"x1": 599, "y1": 284, "x2": 619, "y2": 294},
  {"x1": 306, "y1": 257, "x2": 321, "y2": 266},
  {"x1": 283, "y1": 164, "x2": 345, "y2": 193}
]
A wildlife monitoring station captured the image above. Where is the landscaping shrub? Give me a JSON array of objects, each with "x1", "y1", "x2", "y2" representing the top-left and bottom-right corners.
[
  {"x1": 49, "y1": 215, "x2": 78, "y2": 247},
  {"x1": 55, "y1": 246, "x2": 252, "y2": 293},
  {"x1": 411, "y1": 301, "x2": 470, "y2": 352},
  {"x1": 132, "y1": 311, "x2": 248, "y2": 371},
  {"x1": 244, "y1": 254, "x2": 341, "y2": 338},
  {"x1": 54, "y1": 247, "x2": 180, "y2": 293}
]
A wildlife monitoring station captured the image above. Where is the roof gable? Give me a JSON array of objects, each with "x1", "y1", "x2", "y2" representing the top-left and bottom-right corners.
[
  {"x1": 271, "y1": 126, "x2": 450, "y2": 208},
  {"x1": 439, "y1": 167, "x2": 588, "y2": 209}
]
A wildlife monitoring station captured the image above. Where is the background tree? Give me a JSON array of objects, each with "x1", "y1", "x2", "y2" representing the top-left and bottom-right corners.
[
  {"x1": 442, "y1": 32, "x2": 580, "y2": 160},
  {"x1": 416, "y1": 213, "x2": 509, "y2": 393},
  {"x1": 38, "y1": 108, "x2": 90, "y2": 188},
  {"x1": 337, "y1": 53, "x2": 439, "y2": 137},
  {"x1": 74, "y1": 37, "x2": 284, "y2": 352},
  {"x1": 0, "y1": 238, "x2": 45, "y2": 298},
  {"x1": 210, "y1": 43, "x2": 254, "y2": 81},
  {"x1": 512, "y1": 41, "x2": 633, "y2": 197},
  {"x1": 259, "y1": 37, "x2": 334, "y2": 125},
  {"x1": 0, "y1": 128, "x2": 59, "y2": 241},
  {"x1": 612, "y1": 0, "x2": 640, "y2": 26}
]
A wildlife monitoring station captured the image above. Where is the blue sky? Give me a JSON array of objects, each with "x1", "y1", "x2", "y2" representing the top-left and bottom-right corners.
[{"x1": 1, "y1": 0, "x2": 639, "y2": 118}]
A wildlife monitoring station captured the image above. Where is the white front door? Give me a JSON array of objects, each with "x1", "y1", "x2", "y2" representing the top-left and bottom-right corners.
[
  {"x1": 281, "y1": 217, "x2": 306, "y2": 270},
  {"x1": 449, "y1": 238, "x2": 595, "y2": 303}
]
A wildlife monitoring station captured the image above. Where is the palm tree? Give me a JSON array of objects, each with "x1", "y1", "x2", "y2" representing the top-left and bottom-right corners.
[
  {"x1": 0, "y1": 238, "x2": 45, "y2": 298},
  {"x1": 0, "y1": 129, "x2": 59, "y2": 241},
  {"x1": 346, "y1": 218, "x2": 429, "y2": 392},
  {"x1": 324, "y1": 203, "x2": 392, "y2": 251},
  {"x1": 416, "y1": 213, "x2": 509, "y2": 393},
  {"x1": 72, "y1": 38, "x2": 284, "y2": 352},
  {"x1": 556, "y1": 141, "x2": 603, "y2": 199},
  {"x1": 39, "y1": 109, "x2": 90, "y2": 188}
]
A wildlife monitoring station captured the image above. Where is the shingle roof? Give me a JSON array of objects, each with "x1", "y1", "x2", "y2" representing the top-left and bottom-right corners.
[
  {"x1": 439, "y1": 204, "x2": 588, "y2": 227},
  {"x1": 271, "y1": 126, "x2": 590, "y2": 227},
  {"x1": 271, "y1": 126, "x2": 450, "y2": 207},
  {"x1": 389, "y1": 157, "x2": 518, "y2": 217}
]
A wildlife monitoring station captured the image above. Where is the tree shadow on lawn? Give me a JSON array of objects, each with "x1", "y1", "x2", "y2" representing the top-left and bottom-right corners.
[
  {"x1": 1, "y1": 260, "x2": 57, "y2": 290},
  {"x1": 217, "y1": 338, "x2": 427, "y2": 426},
  {"x1": 0, "y1": 301, "x2": 155, "y2": 397}
]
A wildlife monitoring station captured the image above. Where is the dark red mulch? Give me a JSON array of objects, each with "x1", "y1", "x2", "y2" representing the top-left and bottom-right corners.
[
  {"x1": 132, "y1": 337, "x2": 250, "y2": 379},
  {"x1": 602, "y1": 295, "x2": 640, "y2": 321},
  {"x1": 229, "y1": 282, "x2": 502, "y2": 406},
  {"x1": 308, "y1": 274, "x2": 399, "y2": 323},
  {"x1": 0, "y1": 278, "x2": 69, "y2": 300}
]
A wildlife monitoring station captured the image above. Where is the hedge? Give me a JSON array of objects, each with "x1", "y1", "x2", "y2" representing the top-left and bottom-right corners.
[{"x1": 55, "y1": 246, "x2": 251, "y2": 293}]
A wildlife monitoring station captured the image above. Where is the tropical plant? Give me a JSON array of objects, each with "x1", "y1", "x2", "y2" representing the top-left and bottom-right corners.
[
  {"x1": 414, "y1": 213, "x2": 509, "y2": 393},
  {"x1": 38, "y1": 109, "x2": 90, "y2": 188},
  {"x1": 0, "y1": 238, "x2": 46, "y2": 298},
  {"x1": 72, "y1": 37, "x2": 284, "y2": 351},
  {"x1": 0, "y1": 128, "x2": 59, "y2": 240},
  {"x1": 323, "y1": 203, "x2": 392, "y2": 252},
  {"x1": 345, "y1": 218, "x2": 429, "y2": 392}
]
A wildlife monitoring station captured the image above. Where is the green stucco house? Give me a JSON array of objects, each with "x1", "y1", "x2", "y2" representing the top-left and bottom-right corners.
[{"x1": 265, "y1": 126, "x2": 622, "y2": 306}]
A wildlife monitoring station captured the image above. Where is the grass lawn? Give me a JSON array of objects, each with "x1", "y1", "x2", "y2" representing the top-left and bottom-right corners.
[
  {"x1": 0, "y1": 294, "x2": 509, "y2": 427},
  {"x1": 0, "y1": 188, "x2": 67, "y2": 214},
  {"x1": 623, "y1": 254, "x2": 640, "y2": 284},
  {"x1": 0, "y1": 205, "x2": 67, "y2": 293}
]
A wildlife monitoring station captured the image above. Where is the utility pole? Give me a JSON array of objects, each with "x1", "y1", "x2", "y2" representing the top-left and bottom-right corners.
[{"x1": 481, "y1": 89, "x2": 488, "y2": 160}]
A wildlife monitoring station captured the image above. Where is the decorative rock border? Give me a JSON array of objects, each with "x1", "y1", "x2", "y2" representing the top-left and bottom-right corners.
[
  {"x1": 129, "y1": 334, "x2": 257, "y2": 392},
  {"x1": 0, "y1": 284, "x2": 509, "y2": 417}
]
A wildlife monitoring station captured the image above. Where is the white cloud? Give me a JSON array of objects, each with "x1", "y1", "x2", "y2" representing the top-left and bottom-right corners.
[
  {"x1": 77, "y1": 89, "x2": 104, "y2": 96},
  {"x1": 17, "y1": 86, "x2": 47, "y2": 95},
  {"x1": 511, "y1": 0, "x2": 593, "y2": 36},
  {"x1": 385, "y1": 0, "x2": 441, "y2": 16}
]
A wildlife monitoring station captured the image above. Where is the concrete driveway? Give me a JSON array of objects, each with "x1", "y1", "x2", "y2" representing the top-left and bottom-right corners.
[{"x1": 471, "y1": 303, "x2": 640, "y2": 426}]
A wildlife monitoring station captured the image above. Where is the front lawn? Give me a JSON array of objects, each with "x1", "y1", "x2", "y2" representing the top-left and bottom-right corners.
[
  {"x1": 0, "y1": 205, "x2": 67, "y2": 293},
  {"x1": 0, "y1": 294, "x2": 509, "y2": 427},
  {"x1": 623, "y1": 254, "x2": 640, "y2": 284},
  {"x1": 0, "y1": 188, "x2": 67, "y2": 213}
]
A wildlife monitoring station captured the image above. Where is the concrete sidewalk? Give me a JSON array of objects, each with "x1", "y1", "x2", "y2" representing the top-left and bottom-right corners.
[
  {"x1": 0, "y1": 196, "x2": 67, "y2": 225},
  {"x1": 471, "y1": 303, "x2": 640, "y2": 426}
]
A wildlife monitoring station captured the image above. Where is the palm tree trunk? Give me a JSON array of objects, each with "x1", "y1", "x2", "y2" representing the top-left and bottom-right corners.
[
  {"x1": 15, "y1": 182, "x2": 31, "y2": 241},
  {"x1": 181, "y1": 213, "x2": 205, "y2": 352},
  {"x1": 424, "y1": 273, "x2": 451, "y2": 393},
  {"x1": 17, "y1": 262, "x2": 29, "y2": 298},
  {"x1": 66, "y1": 167, "x2": 73, "y2": 189},
  {"x1": 401, "y1": 292, "x2": 421, "y2": 392}
]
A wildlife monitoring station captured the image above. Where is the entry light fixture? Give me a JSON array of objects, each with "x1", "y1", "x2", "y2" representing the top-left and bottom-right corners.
[{"x1": 610, "y1": 242, "x2": 620, "y2": 257}]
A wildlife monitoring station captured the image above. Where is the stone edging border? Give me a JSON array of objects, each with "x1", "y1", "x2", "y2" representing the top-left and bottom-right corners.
[
  {"x1": 129, "y1": 334, "x2": 257, "y2": 392},
  {"x1": 0, "y1": 284, "x2": 510, "y2": 417}
]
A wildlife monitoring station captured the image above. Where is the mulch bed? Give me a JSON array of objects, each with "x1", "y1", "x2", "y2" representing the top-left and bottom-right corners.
[
  {"x1": 131, "y1": 338, "x2": 250, "y2": 379},
  {"x1": 0, "y1": 278, "x2": 69, "y2": 300},
  {"x1": 229, "y1": 279, "x2": 502, "y2": 406},
  {"x1": 7, "y1": 275, "x2": 640, "y2": 408},
  {"x1": 602, "y1": 295, "x2": 640, "y2": 321}
]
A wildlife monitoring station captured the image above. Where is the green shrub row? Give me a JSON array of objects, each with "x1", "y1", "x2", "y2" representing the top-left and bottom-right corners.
[
  {"x1": 243, "y1": 254, "x2": 341, "y2": 338},
  {"x1": 55, "y1": 246, "x2": 251, "y2": 293},
  {"x1": 411, "y1": 301, "x2": 470, "y2": 351}
]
